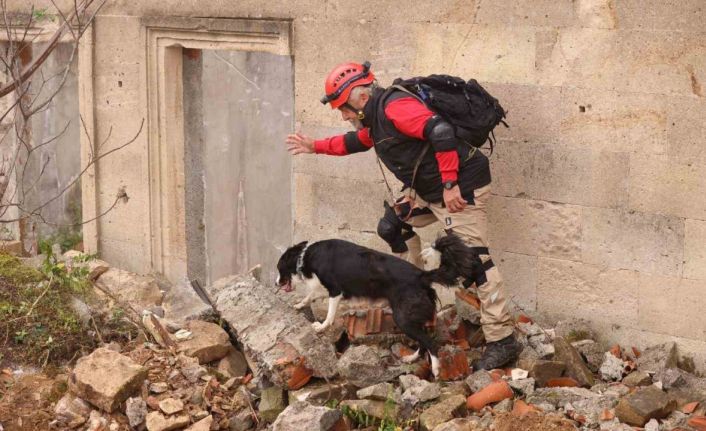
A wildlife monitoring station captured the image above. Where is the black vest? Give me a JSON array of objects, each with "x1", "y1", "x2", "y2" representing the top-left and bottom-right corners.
[{"x1": 362, "y1": 87, "x2": 491, "y2": 204}]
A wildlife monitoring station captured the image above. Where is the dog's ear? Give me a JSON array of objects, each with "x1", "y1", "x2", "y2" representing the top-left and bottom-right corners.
[
  {"x1": 275, "y1": 244, "x2": 288, "y2": 254},
  {"x1": 294, "y1": 241, "x2": 308, "y2": 249}
]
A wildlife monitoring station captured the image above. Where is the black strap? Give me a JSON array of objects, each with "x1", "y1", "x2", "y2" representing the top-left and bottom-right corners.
[
  {"x1": 470, "y1": 246, "x2": 489, "y2": 256},
  {"x1": 462, "y1": 258, "x2": 495, "y2": 288}
]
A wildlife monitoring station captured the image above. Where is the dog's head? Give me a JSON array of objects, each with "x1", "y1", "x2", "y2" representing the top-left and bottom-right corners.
[{"x1": 275, "y1": 241, "x2": 308, "y2": 292}]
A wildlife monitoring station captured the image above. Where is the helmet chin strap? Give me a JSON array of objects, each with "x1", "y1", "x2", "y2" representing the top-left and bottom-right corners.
[{"x1": 357, "y1": 110, "x2": 365, "y2": 120}]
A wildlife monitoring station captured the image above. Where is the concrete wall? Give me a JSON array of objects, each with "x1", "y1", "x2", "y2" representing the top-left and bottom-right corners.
[{"x1": 13, "y1": 0, "x2": 706, "y2": 366}]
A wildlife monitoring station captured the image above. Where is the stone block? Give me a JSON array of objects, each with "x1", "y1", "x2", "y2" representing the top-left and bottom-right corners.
[
  {"x1": 340, "y1": 399, "x2": 398, "y2": 421},
  {"x1": 217, "y1": 347, "x2": 249, "y2": 378},
  {"x1": 93, "y1": 267, "x2": 164, "y2": 313},
  {"x1": 488, "y1": 196, "x2": 582, "y2": 260},
  {"x1": 294, "y1": 173, "x2": 388, "y2": 232},
  {"x1": 145, "y1": 411, "x2": 190, "y2": 431},
  {"x1": 538, "y1": 28, "x2": 701, "y2": 96},
  {"x1": 685, "y1": 219, "x2": 706, "y2": 280},
  {"x1": 272, "y1": 401, "x2": 342, "y2": 431},
  {"x1": 185, "y1": 416, "x2": 213, "y2": 431},
  {"x1": 581, "y1": 207, "x2": 684, "y2": 276},
  {"x1": 665, "y1": 96, "x2": 706, "y2": 166},
  {"x1": 419, "y1": 394, "x2": 467, "y2": 431},
  {"x1": 260, "y1": 387, "x2": 286, "y2": 423},
  {"x1": 357, "y1": 383, "x2": 401, "y2": 403},
  {"x1": 537, "y1": 258, "x2": 638, "y2": 328},
  {"x1": 493, "y1": 251, "x2": 537, "y2": 312},
  {"x1": 615, "y1": 385, "x2": 676, "y2": 427},
  {"x1": 475, "y1": 0, "x2": 577, "y2": 27},
  {"x1": 636, "y1": 342, "x2": 679, "y2": 374},
  {"x1": 69, "y1": 348, "x2": 147, "y2": 412},
  {"x1": 521, "y1": 359, "x2": 566, "y2": 388},
  {"x1": 337, "y1": 345, "x2": 390, "y2": 388},
  {"x1": 557, "y1": 88, "x2": 668, "y2": 155},
  {"x1": 623, "y1": 371, "x2": 652, "y2": 388},
  {"x1": 629, "y1": 154, "x2": 706, "y2": 221},
  {"x1": 616, "y1": 0, "x2": 706, "y2": 31},
  {"x1": 177, "y1": 320, "x2": 231, "y2": 364},
  {"x1": 481, "y1": 83, "x2": 561, "y2": 146},
  {"x1": 491, "y1": 140, "x2": 629, "y2": 209},
  {"x1": 638, "y1": 276, "x2": 706, "y2": 340},
  {"x1": 553, "y1": 337, "x2": 595, "y2": 387}
]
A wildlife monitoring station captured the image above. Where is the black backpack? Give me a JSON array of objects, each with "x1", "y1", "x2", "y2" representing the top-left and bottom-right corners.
[{"x1": 391, "y1": 75, "x2": 508, "y2": 154}]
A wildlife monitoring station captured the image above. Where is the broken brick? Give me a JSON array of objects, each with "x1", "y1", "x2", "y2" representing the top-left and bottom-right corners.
[
  {"x1": 688, "y1": 416, "x2": 706, "y2": 431},
  {"x1": 285, "y1": 359, "x2": 314, "y2": 390},
  {"x1": 683, "y1": 401, "x2": 700, "y2": 414},
  {"x1": 512, "y1": 400, "x2": 539, "y2": 416},
  {"x1": 438, "y1": 345, "x2": 470, "y2": 381},
  {"x1": 609, "y1": 344, "x2": 622, "y2": 359},
  {"x1": 600, "y1": 409, "x2": 615, "y2": 421}
]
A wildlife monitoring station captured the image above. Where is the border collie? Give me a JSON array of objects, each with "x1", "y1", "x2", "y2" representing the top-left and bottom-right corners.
[{"x1": 276, "y1": 234, "x2": 483, "y2": 377}]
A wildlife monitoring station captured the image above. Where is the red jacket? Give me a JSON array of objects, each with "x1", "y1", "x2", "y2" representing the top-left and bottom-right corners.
[{"x1": 314, "y1": 97, "x2": 459, "y2": 182}]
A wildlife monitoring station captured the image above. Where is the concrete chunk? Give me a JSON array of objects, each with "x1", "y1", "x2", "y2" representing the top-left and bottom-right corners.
[
  {"x1": 177, "y1": 320, "x2": 231, "y2": 364},
  {"x1": 260, "y1": 387, "x2": 286, "y2": 423},
  {"x1": 553, "y1": 337, "x2": 595, "y2": 387},
  {"x1": 69, "y1": 348, "x2": 147, "y2": 412},
  {"x1": 615, "y1": 385, "x2": 676, "y2": 427},
  {"x1": 145, "y1": 411, "x2": 190, "y2": 431},
  {"x1": 272, "y1": 401, "x2": 342, "y2": 431},
  {"x1": 419, "y1": 394, "x2": 467, "y2": 431},
  {"x1": 637, "y1": 342, "x2": 678, "y2": 374},
  {"x1": 208, "y1": 274, "x2": 338, "y2": 385}
]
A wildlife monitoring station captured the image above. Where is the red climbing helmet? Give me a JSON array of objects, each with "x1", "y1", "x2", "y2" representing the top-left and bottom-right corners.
[{"x1": 320, "y1": 61, "x2": 375, "y2": 109}]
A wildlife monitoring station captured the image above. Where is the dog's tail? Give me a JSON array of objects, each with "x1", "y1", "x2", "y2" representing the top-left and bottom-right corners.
[{"x1": 421, "y1": 234, "x2": 481, "y2": 287}]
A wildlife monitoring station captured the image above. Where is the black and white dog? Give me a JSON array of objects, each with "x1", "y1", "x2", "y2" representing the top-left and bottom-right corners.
[{"x1": 276, "y1": 234, "x2": 484, "y2": 377}]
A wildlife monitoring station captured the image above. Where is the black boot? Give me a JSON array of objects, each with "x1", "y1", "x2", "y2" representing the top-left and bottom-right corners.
[{"x1": 472, "y1": 334, "x2": 521, "y2": 371}]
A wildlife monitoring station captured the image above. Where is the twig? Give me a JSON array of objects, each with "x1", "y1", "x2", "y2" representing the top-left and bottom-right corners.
[{"x1": 4, "y1": 275, "x2": 54, "y2": 325}]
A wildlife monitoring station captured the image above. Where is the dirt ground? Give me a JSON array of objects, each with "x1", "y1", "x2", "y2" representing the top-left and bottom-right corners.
[{"x1": 0, "y1": 373, "x2": 62, "y2": 431}]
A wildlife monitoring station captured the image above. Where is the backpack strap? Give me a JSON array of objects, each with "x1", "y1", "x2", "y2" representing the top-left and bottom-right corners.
[{"x1": 389, "y1": 84, "x2": 432, "y2": 201}]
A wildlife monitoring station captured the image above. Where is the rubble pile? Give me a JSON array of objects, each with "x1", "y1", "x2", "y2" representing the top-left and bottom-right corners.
[{"x1": 1, "y1": 264, "x2": 706, "y2": 431}]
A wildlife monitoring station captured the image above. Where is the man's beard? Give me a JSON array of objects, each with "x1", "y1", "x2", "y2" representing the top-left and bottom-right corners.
[{"x1": 348, "y1": 118, "x2": 364, "y2": 130}]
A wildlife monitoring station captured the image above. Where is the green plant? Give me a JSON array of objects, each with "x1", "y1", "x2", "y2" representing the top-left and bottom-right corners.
[
  {"x1": 31, "y1": 8, "x2": 55, "y2": 22},
  {"x1": 38, "y1": 242, "x2": 91, "y2": 293},
  {"x1": 38, "y1": 227, "x2": 83, "y2": 255}
]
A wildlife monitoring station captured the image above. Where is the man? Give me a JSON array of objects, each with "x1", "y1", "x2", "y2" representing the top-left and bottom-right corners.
[{"x1": 285, "y1": 61, "x2": 520, "y2": 370}]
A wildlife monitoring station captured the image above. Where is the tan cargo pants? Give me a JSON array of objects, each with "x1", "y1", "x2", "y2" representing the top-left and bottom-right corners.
[{"x1": 399, "y1": 184, "x2": 514, "y2": 343}]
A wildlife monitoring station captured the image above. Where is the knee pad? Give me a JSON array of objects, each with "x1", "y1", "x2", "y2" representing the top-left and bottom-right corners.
[{"x1": 377, "y1": 202, "x2": 415, "y2": 253}]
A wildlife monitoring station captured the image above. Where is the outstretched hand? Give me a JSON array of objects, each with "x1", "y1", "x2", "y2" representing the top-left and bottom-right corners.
[{"x1": 285, "y1": 133, "x2": 315, "y2": 155}]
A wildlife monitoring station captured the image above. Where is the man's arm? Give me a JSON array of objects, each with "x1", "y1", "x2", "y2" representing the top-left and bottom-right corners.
[
  {"x1": 286, "y1": 129, "x2": 373, "y2": 156},
  {"x1": 384, "y1": 97, "x2": 467, "y2": 212}
]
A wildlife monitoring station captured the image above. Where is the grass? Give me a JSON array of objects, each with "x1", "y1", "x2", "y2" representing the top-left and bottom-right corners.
[{"x1": 0, "y1": 248, "x2": 136, "y2": 367}]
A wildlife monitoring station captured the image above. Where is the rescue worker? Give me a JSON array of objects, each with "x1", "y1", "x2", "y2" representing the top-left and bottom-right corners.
[{"x1": 285, "y1": 61, "x2": 520, "y2": 370}]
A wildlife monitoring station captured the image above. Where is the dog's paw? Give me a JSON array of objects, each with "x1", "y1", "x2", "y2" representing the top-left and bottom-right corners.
[
  {"x1": 400, "y1": 349, "x2": 420, "y2": 364},
  {"x1": 293, "y1": 301, "x2": 308, "y2": 310},
  {"x1": 311, "y1": 322, "x2": 327, "y2": 333}
]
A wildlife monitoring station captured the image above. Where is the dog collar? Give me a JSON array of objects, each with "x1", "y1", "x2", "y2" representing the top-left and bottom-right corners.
[{"x1": 296, "y1": 243, "x2": 310, "y2": 276}]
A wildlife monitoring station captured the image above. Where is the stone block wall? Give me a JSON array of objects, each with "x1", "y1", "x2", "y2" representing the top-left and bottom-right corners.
[{"x1": 12, "y1": 0, "x2": 705, "y2": 365}]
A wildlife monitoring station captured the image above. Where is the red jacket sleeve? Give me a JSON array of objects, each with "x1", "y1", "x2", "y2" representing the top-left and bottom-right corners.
[
  {"x1": 314, "y1": 128, "x2": 373, "y2": 155},
  {"x1": 384, "y1": 98, "x2": 459, "y2": 182}
]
